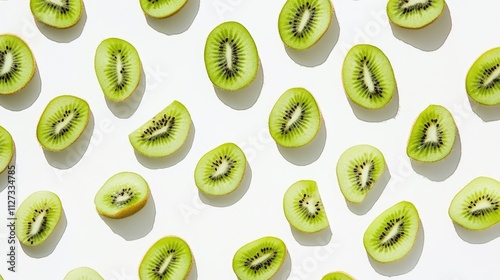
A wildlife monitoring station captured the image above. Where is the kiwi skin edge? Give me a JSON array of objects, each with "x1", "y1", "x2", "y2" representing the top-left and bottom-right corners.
[{"x1": 0, "y1": 34, "x2": 37, "y2": 95}]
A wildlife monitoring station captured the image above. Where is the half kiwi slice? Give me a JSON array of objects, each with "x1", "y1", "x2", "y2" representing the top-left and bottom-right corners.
[
  {"x1": 139, "y1": 236, "x2": 193, "y2": 280},
  {"x1": 232, "y1": 236, "x2": 287, "y2": 280},
  {"x1": 0, "y1": 34, "x2": 36, "y2": 95},
  {"x1": 466, "y1": 47, "x2": 500, "y2": 105},
  {"x1": 449, "y1": 177, "x2": 500, "y2": 230},
  {"x1": 278, "y1": 0, "x2": 333, "y2": 50},
  {"x1": 342, "y1": 44, "x2": 396, "y2": 109},
  {"x1": 30, "y1": 0, "x2": 83, "y2": 29},
  {"x1": 0, "y1": 125, "x2": 14, "y2": 174},
  {"x1": 64, "y1": 267, "x2": 104, "y2": 280},
  {"x1": 386, "y1": 0, "x2": 445, "y2": 29},
  {"x1": 283, "y1": 180, "x2": 329, "y2": 233},
  {"x1": 204, "y1": 21, "x2": 259, "y2": 91},
  {"x1": 15, "y1": 190, "x2": 63, "y2": 246},
  {"x1": 268, "y1": 87, "x2": 321, "y2": 148},
  {"x1": 140, "y1": 0, "x2": 188, "y2": 18},
  {"x1": 36, "y1": 95, "x2": 91, "y2": 152},
  {"x1": 322, "y1": 272, "x2": 355, "y2": 280}
]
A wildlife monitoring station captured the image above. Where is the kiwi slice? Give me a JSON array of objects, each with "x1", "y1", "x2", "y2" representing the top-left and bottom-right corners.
[
  {"x1": 232, "y1": 236, "x2": 287, "y2": 280},
  {"x1": 15, "y1": 190, "x2": 63, "y2": 246},
  {"x1": 139, "y1": 236, "x2": 193, "y2": 280},
  {"x1": 336, "y1": 145, "x2": 386, "y2": 204},
  {"x1": 322, "y1": 272, "x2": 355, "y2": 280},
  {"x1": 94, "y1": 172, "x2": 150, "y2": 219},
  {"x1": 268, "y1": 87, "x2": 321, "y2": 148},
  {"x1": 94, "y1": 38, "x2": 142, "y2": 102},
  {"x1": 342, "y1": 44, "x2": 396, "y2": 109},
  {"x1": 449, "y1": 177, "x2": 500, "y2": 230},
  {"x1": 0, "y1": 34, "x2": 36, "y2": 95},
  {"x1": 0, "y1": 125, "x2": 14, "y2": 174},
  {"x1": 466, "y1": 47, "x2": 500, "y2": 105},
  {"x1": 204, "y1": 21, "x2": 259, "y2": 91},
  {"x1": 283, "y1": 180, "x2": 329, "y2": 233},
  {"x1": 64, "y1": 267, "x2": 104, "y2": 280},
  {"x1": 140, "y1": 0, "x2": 188, "y2": 18},
  {"x1": 129, "y1": 100, "x2": 191, "y2": 158},
  {"x1": 30, "y1": 0, "x2": 83, "y2": 29},
  {"x1": 363, "y1": 201, "x2": 420, "y2": 263},
  {"x1": 36, "y1": 95, "x2": 91, "y2": 151},
  {"x1": 386, "y1": 0, "x2": 445, "y2": 29}
]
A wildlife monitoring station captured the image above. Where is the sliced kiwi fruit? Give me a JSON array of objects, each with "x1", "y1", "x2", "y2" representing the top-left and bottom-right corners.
[
  {"x1": 342, "y1": 44, "x2": 396, "y2": 109},
  {"x1": 336, "y1": 144, "x2": 386, "y2": 204},
  {"x1": 204, "y1": 21, "x2": 259, "y2": 91},
  {"x1": 140, "y1": 0, "x2": 188, "y2": 18},
  {"x1": 466, "y1": 47, "x2": 500, "y2": 105},
  {"x1": 129, "y1": 100, "x2": 191, "y2": 158},
  {"x1": 322, "y1": 272, "x2": 355, "y2": 280},
  {"x1": 449, "y1": 177, "x2": 500, "y2": 230},
  {"x1": 94, "y1": 172, "x2": 150, "y2": 219},
  {"x1": 0, "y1": 34, "x2": 36, "y2": 95},
  {"x1": 139, "y1": 236, "x2": 193, "y2": 280},
  {"x1": 94, "y1": 38, "x2": 142, "y2": 102},
  {"x1": 64, "y1": 267, "x2": 104, "y2": 280},
  {"x1": 387, "y1": 0, "x2": 445, "y2": 29},
  {"x1": 268, "y1": 87, "x2": 321, "y2": 148},
  {"x1": 0, "y1": 125, "x2": 14, "y2": 174},
  {"x1": 30, "y1": 0, "x2": 83, "y2": 29},
  {"x1": 278, "y1": 0, "x2": 333, "y2": 50},
  {"x1": 283, "y1": 180, "x2": 329, "y2": 233},
  {"x1": 15, "y1": 190, "x2": 63, "y2": 246},
  {"x1": 232, "y1": 236, "x2": 287, "y2": 280}
]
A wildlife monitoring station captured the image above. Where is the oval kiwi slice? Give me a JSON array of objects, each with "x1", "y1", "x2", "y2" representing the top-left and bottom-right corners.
[
  {"x1": 0, "y1": 125, "x2": 14, "y2": 174},
  {"x1": 322, "y1": 272, "x2": 355, "y2": 280},
  {"x1": 139, "y1": 236, "x2": 193, "y2": 280},
  {"x1": 140, "y1": 0, "x2": 188, "y2": 18},
  {"x1": 232, "y1": 236, "x2": 287, "y2": 280},
  {"x1": 386, "y1": 0, "x2": 445, "y2": 29},
  {"x1": 15, "y1": 190, "x2": 63, "y2": 246},
  {"x1": 204, "y1": 21, "x2": 259, "y2": 91},
  {"x1": 64, "y1": 267, "x2": 104, "y2": 280},
  {"x1": 30, "y1": 0, "x2": 83, "y2": 29},
  {"x1": 0, "y1": 34, "x2": 36, "y2": 95},
  {"x1": 466, "y1": 47, "x2": 500, "y2": 105}
]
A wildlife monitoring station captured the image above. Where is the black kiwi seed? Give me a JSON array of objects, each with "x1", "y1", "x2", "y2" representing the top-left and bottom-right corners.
[
  {"x1": 49, "y1": 108, "x2": 81, "y2": 139},
  {"x1": 468, "y1": 194, "x2": 500, "y2": 217},
  {"x1": 289, "y1": 2, "x2": 317, "y2": 38},
  {"x1": 45, "y1": 0, "x2": 71, "y2": 14},
  {"x1": 297, "y1": 193, "x2": 322, "y2": 219},
  {"x1": 378, "y1": 216, "x2": 405, "y2": 248},
  {"x1": 209, "y1": 154, "x2": 237, "y2": 181},
  {"x1": 352, "y1": 159, "x2": 376, "y2": 191},
  {"x1": 357, "y1": 56, "x2": 384, "y2": 98},
  {"x1": 244, "y1": 247, "x2": 278, "y2": 273},
  {"x1": 110, "y1": 187, "x2": 135, "y2": 206},
  {"x1": 398, "y1": 0, "x2": 433, "y2": 15},
  {"x1": 280, "y1": 102, "x2": 307, "y2": 135},
  {"x1": 26, "y1": 208, "x2": 50, "y2": 245},
  {"x1": 0, "y1": 46, "x2": 20, "y2": 83},
  {"x1": 218, "y1": 37, "x2": 241, "y2": 80},
  {"x1": 478, "y1": 63, "x2": 500, "y2": 89},
  {"x1": 152, "y1": 248, "x2": 178, "y2": 278},
  {"x1": 140, "y1": 115, "x2": 176, "y2": 141},
  {"x1": 419, "y1": 118, "x2": 444, "y2": 149}
]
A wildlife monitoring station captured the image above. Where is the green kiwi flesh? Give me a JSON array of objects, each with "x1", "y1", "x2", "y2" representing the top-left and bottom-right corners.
[
  {"x1": 95, "y1": 38, "x2": 142, "y2": 102},
  {"x1": 278, "y1": 0, "x2": 333, "y2": 50},
  {"x1": 322, "y1": 272, "x2": 355, "y2": 280},
  {"x1": 94, "y1": 172, "x2": 150, "y2": 219},
  {"x1": 283, "y1": 180, "x2": 329, "y2": 233},
  {"x1": 30, "y1": 0, "x2": 83, "y2": 29},
  {"x1": 0, "y1": 125, "x2": 14, "y2": 174},
  {"x1": 0, "y1": 34, "x2": 36, "y2": 95},
  {"x1": 140, "y1": 0, "x2": 188, "y2": 18},
  {"x1": 387, "y1": 0, "x2": 445, "y2": 29},
  {"x1": 64, "y1": 267, "x2": 104, "y2": 280},
  {"x1": 232, "y1": 236, "x2": 287, "y2": 280},
  {"x1": 15, "y1": 190, "x2": 63, "y2": 246},
  {"x1": 129, "y1": 100, "x2": 191, "y2": 158},
  {"x1": 449, "y1": 177, "x2": 500, "y2": 230},
  {"x1": 139, "y1": 236, "x2": 193, "y2": 280},
  {"x1": 363, "y1": 201, "x2": 420, "y2": 263},
  {"x1": 466, "y1": 47, "x2": 500, "y2": 105},
  {"x1": 342, "y1": 44, "x2": 396, "y2": 109},
  {"x1": 36, "y1": 95, "x2": 91, "y2": 151},
  {"x1": 204, "y1": 21, "x2": 259, "y2": 91}
]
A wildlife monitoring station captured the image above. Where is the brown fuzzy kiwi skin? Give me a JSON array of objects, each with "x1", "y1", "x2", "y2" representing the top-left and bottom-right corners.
[
  {"x1": 386, "y1": 1, "x2": 445, "y2": 30},
  {"x1": 30, "y1": 1, "x2": 84, "y2": 29},
  {"x1": 141, "y1": 1, "x2": 189, "y2": 19},
  {"x1": 0, "y1": 34, "x2": 37, "y2": 95},
  {"x1": 98, "y1": 188, "x2": 150, "y2": 219}
]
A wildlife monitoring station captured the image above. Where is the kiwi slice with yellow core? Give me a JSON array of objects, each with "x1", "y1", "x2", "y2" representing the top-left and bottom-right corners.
[
  {"x1": 30, "y1": 0, "x2": 83, "y2": 29},
  {"x1": 387, "y1": 0, "x2": 445, "y2": 29},
  {"x1": 0, "y1": 34, "x2": 36, "y2": 95}
]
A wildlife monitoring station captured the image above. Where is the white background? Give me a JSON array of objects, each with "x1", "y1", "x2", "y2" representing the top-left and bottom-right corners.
[{"x1": 0, "y1": 0, "x2": 499, "y2": 279}]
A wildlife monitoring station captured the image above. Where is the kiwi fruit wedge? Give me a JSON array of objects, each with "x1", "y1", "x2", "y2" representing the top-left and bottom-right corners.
[
  {"x1": 336, "y1": 144, "x2": 386, "y2": 204},
  {"x1": 0, "y1": 34, "x2": 36, "y2": 95},
  {"x1": 140, "y1": 0, "x2": 188, "y2": 18},
  {"x1": 232, "y1": 236, "x2": 287, "y2": 280},
  {"x1": 129, "y1": 100, "x2": 191, "y2": 158},
  {"x1": 94, "y1": 172, "x2": 150, "y2": 219},
  {"x1": 268, "y1": 87, "x2": 321, "y2": 148},
  {"x1": 465, "y1": 47, "x2": 500, "y2": 105},
  {"x1": 387, "y1": 0, "x2": 445, "y2": 29},
  {"x1": 283, "y1": 180, "x2": 329, "y2": 233},
  {"x1": 139, "y1": 236, "x2": 193, "y2": 280},
  {"x1": 204, "y1": 21, "x2": 259, "y2": 91},
  {"x1": 30, "y1": 0, "x2": 83, "y2": 29},
  {"x1": 15, "y1": 190, "x2": 63, "y2": 246},
  {"x1": 322, "y1": 272, "x2": 355, "y2": 280},
  {"x1": 278, "y1": 0, "x2": 333, "y2": 50},
  {"x1": 449, "y1": 177, "x2": 500, "y2": 230},
  {"x1": 0, "y1": 125, "x2": 14, "y2": 174},
  {"x1": 363, "y1": 201, "x2": 420, "y2": 263},
  {"x1": 64, "y1": 267, "x2": 104, "y2": 280},
  {"x1": 94, "y1": 38, "x2": 142, "y2": 102},
  {"x1": 342, "y1": 44, "x2": 396, "y2": 109}
]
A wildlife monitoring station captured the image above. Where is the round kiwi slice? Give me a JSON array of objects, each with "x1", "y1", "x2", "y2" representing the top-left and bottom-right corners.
[
  {"x1": 0, "y1": 34, "x2": 36, "y2": 95},
  {"x1": 15, "y1": 190, "x2": 63, "y2": 246},
  {"x1": 36, "y1": 95, "x2": 91, "y2": 152},
  {"x1": 322, "y1": 272, "x2": 355, "y2": 280},
  {"x1": 194, "y1": 143, "x2": 246, "y2": 196},
  {"x1": 363, "y1": 201, "x2": 420, "y2": 263},
  {"x1": 386, "y1": 0, "x2": 445, "y2": 29},
  {"x1": 283, "y1": 180, "x2": 329, "y2": 233},
  {"x1": 406, "y1": 104, "x2": 456, "y2": 163},
  {"x1": 342, "y1": 44, "x2": 396, "y2": 110},
  {"x1": 232, "y1": 236, "x2": 287, "y2": 280},
  {"x1": 449, "y1": 177, "x2": 500, "y2": 231},
  {"x1": 129, "y1": 100, "x2": 191, "y2": 158},
  {"x1": 64, "y1": 267, "x2": 104, "y2": 280},
  {"x1": 466, "y1": 47, "x2": 500, "y2": 106},
  {"x1": 139, "y1": 236, "x2": 193, "y2": 280},
  {"x1": 140, "y1": 0, "x2": 188, "y2": 18},
  {"x1": 30, "y1": 0, "x2": 83, "y2": 29},
  {"x1": 0, "y1": 125, "x2": 14, "y2": 174},
  {"x1": 336, "y1": 144, "x2": 386, "y2": 204},
  {"x1": 268, "y1": 87, "x2": 321, "y2": 148},
  {"x1": 204, "y1": 21, "x2": 259, "y2": 91},
  {"x1": 94, "y1": 172, "x2": 150, "y2": 219},
  {"x1": 94, "y1": 38, "x2": 142, "y2": 102}
]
